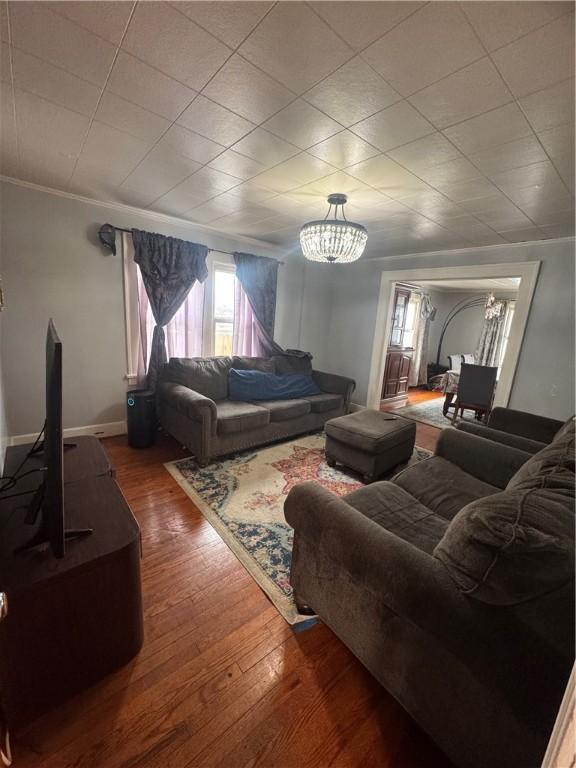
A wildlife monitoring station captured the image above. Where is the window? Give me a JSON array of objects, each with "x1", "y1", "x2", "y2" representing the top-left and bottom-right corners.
[
  {"x1": 122, "y1": 236, "x2": 259, "y2": 385},
  {"x1": 402, "y1": 292, "x2": 421, "y2": 348}
]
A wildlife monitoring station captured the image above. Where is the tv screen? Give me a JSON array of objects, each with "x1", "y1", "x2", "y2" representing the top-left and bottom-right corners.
[{"x1": 44, "y1": 319, "x2": 65, "y2": 557}]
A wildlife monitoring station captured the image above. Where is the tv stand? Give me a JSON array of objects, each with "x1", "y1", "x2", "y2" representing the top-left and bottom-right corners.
[{"x1": 0, "y1": 436, "x2": 143, "y2": 727}]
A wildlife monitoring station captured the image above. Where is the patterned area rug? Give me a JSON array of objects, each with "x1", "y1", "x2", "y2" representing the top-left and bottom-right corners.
[
  {"x1": 165, "y1": 434, "x2": 432, "y2": 626},
  {"x1": 392, "y1": 397, "x2": 454, "y2": 429}
]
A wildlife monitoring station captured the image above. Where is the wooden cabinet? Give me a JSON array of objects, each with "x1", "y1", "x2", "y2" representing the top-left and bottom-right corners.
[{"x1": 381, "y1": 286, "x2": 415, "y2": 404}]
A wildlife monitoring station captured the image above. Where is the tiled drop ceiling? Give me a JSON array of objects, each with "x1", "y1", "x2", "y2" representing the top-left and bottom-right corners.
[{"x1": 0, "y1": 1, "x2": 574, "y2": 258}]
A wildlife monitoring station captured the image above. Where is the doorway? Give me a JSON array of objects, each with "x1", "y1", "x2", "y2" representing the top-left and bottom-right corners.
[{"x1": 366, "y1": 261, "x2": 541, "y2": 426}]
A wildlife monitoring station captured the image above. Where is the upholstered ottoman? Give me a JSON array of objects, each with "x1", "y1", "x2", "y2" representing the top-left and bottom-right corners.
[{"x1": 325, "y1": 410, "x2": 416, "y2": 482}]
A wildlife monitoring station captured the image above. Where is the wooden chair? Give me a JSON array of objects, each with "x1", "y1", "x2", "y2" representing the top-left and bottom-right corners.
[{"x1": 451, "y1": 363, "x2": 498, "y2": 424}]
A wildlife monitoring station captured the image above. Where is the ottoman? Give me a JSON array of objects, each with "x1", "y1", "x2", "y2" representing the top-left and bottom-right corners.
[{"x1": 325, "y1": 409, "x2": 416, "y2": 482}]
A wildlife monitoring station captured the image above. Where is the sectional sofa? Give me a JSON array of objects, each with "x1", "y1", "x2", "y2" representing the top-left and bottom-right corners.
[{"x1": 157, "y1": 355, "x2": 355, "y2": 465}]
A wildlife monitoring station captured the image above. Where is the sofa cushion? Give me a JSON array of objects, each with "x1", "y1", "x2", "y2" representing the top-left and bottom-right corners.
[
  {"x1": 215, "y1": 401, "x2": 270, "y2": 435},
  {"x1": 272, "y1": 352, "x2": 313, "y2": 375},
  {"x1": 254, "y1": 399, "x2": 311, "y2": 422},
  {"x1": 507, "y1": 418, "x2": 575, "y2": 492},
  {"x1": 301, "y1": 393, "x2": 342, "y2": 414},
  {"x1": 393, "y1": 456, "x2": 499, "y2": 521},
  {"x1": 434, "y1": 483, "x2": 575, "y2": 605},
  {"x1": 166, "y1": 357, "x2": 232, "y2": 401},
  {"x1": 231, "y1": 356, "x2": 275, "y2": 373},
  {"x1": 325, "y1": 410, "x2": 414, "y2": 452},
  {"x1": 344, "y1": 481, "x2": 449, "y2": 554}
]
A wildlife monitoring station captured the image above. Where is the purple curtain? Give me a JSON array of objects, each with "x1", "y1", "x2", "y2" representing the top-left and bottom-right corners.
[
  {"x1": 233, "y1": 279, "x2": 260, "y2": 356},
  {"x1": 233, "y1": 252, "x2": 283, "y2": 356},
  {"x1": 132, "y1": 229, "x2": 208, "y2": 389},
  {"x1": 137, "y1": 270, "x2": 204, "y2": 379}
]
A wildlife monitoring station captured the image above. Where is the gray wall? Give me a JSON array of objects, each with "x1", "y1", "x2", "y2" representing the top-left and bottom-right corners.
[
  {"x1": 0, "y1": 183, "x2": 7, "y2": 464},
  {"x1": 325, "y1": 238, "x2": 575, "y2": 420},
  {"x1": 0, "y1": 181, "x2": 303, "y2": 436}
]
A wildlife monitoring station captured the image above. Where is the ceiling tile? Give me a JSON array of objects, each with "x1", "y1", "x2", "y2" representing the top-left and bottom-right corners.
[
  {"x1": 14, "y1": 88, "x2": 89, "y2": 157},
  {"x1": 387, "y1": 133, "x2": 462, "y2": 172},
  {"x1": 157, "y1": 123, "x2": 224, "y2": 164},
  {"x1": 306, "y1": 130, "x2": 380, "y2": 168},
  {"x1": 186, "y1": 193, "x2": 249, "y2": 224},
  {"x1": 470, "y1": 136, "x2": 549, "y2": 176},
  {"x1": 107, "y1": 52, "x2": 197, "y2": 121},
  {"x1": 0, "y1": 83, "x2": 18, "y2": 175},
  {"x1": 122, "y1": 2, "x2": 232, "y2": 91},
  {"x1": 499, "y1": 226, "x2": 549, "y2": 243},
  {"x1": 437, "y1": 176, "x2": 502, "y2": 202},
  {"x1": 177, "y1": 94, "x2": 255, "y2": 146},
  {"x1": 346, "y1": 154, "x2": 431, "y2": 198},
  {"x1": 475, "y1": 207, "x2": 535, "y2": 231},
  {"x1": 74, "y1": 120, "x2": 152, "y2": 185},
  {"x1": 11, "y1": 47, "x2": 101, "y2": 117},
  {"x1": 171, "y1": 2, "x2": 273, "y2": 48},
  {"x1": 10, "y1": 2, "x2": 116, "y2": 86},
  {"x1": 537, "y1": 123, "x2": 575, "y2": 173},
  {"x1": 262, "y1": 99, "x2": 342, "y2": 150},
  {"x1": 226, "y1": 181, "x2": 277, "y2": 205},
  {"x1": 46, "y1": 1, "x2": 133, "y2": 45},
  {"x1": 288, "y1": 170, "x2": 375, "y2": 203},
  {"x1": 461, "y1": 1, "x2": 572, "y2": 52},
  {"x1": 491, "y1": 161, "x2": 567, "y2": 194},
  {"x1": 443, "y1": 103, "x2": 532, "y2": 155},
  {"x1": 506, "y1": 186, "x2": 574, "y2": 217},
  {"x1": 0, "y1": 40, "x2": 9, "y2": 82},
  {"x1": 251, "y1": 153, "x2": 336, "y2": 193},
  {"x1": 238, "y1": 3, "x2": 352, "y2": 93},
  {"x1": 231, "y1": 128, "x2": 299, "y2": 167},
  {"x1": 208, "y1": 149, "x2": 267, "y2": 180},
  {"x1": 310, "y1": 2, "x2": 424, "y2": 51},
  {"x1": 121, "y1": 144, "x2": 202, "y2": 200},
  {"x1": 304, "y1": 57, "x2": 400, "y2": 126},
  {"x1": 350, "y1": 100, "x2": 434, "y2": 152},
  {"x1": 203, "y1": 54, "x2": 294, "y2": 123},
  {"x1": 362, "y1": 2, "x2": 484, "y2": 96},
  {"x1": 492, "y1": 12, "x2": 575, "y2": 98},
  {"x1": 153, "y1": 166, "x2": 241, "y2": 214},
  {"x1": 0, "y1": 3, "x2": 8, "y2": 44},
  {"x1": 519, "y1": 78, "x2": 575, "y2": 134},
  {"x1": 416, "y1": 157, "x2": 483, "y2": 185},
  {"x1": 95, "y1": 91, "x2": 171, "y2": 143},
  {"x1": 409, "y1": 58, "x2": 511, "y2": 129},
  {"x1": 16, "y1": 146, "x2": 78, "y2": 188}
]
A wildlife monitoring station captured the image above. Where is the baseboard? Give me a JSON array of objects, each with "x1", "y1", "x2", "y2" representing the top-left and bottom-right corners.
[{"x1": 9, "y1": 420, "x2": 127, "y2": 446}]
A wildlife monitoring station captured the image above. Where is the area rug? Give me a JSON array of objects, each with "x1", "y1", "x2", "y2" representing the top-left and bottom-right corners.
[
  {"x1": 164, "y1": 434, "x2": 432, "y2": 626},
  {"x1": 392, "y1": 397, "x2": 455, "y2": 430}
]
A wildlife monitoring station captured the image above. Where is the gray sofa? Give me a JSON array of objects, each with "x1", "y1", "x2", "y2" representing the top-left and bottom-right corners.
[
  {"x1": 286, "y1": 418, "x2": 575, "y2": 768},
  {"x1": 458, "y1": 405, "x2": 566, "y2": 454},
  {"x1": 157, "y1": 355, "x2": 355, "y2": 465}
]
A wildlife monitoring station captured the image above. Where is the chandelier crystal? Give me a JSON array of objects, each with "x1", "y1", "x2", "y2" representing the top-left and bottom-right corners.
[{"x1": 300, "y1": 194, "x2": 368, "y2": 264}]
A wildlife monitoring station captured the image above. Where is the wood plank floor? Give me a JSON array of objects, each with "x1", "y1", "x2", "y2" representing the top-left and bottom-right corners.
[
  {"x1": 381, "y1": 388, "x2": 444, "y2": 453},
  {"x1": 13, "y1": 427, "x2": 449, "y2": 768}
]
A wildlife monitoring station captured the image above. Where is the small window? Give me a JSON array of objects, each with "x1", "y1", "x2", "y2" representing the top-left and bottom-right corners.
[{"x1": 213, "y1": 268, "x2": 235, "y2": 356}]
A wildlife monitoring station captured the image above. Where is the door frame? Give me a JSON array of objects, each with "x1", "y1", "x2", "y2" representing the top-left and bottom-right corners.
[{"x1": 366, "y1": 260, "x2": 541, "y2": 411}]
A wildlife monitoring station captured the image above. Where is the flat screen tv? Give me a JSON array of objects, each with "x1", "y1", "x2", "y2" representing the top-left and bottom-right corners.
[{"x1": 18, "y1": 320, "x2": 91, "y2": 558}]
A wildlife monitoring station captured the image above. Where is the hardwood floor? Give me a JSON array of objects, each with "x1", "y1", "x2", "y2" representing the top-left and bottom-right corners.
[
  {"x1": 13, "y1": 429, "x2": 447, "y2": 768},
  {"x1": 381, "y1": 388, "x2": 443, "y2": 453}
]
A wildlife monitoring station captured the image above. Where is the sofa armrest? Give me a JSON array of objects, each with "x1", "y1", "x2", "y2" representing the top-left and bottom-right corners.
[
  {"x1": 436, "y1": 428, "x2": 531, "y2": 489},
  {"x1": 157, "y1": 381, "x2": 217, "y2": 436},
  {"x1": 457, "y1": 421, "x2": 547, "y2": 454},
  {"x1": 286, "y1": 482, "x2": 482, "y2": 647},
  {"x1": 488, "y1": 407, "x2": 563, "y2": 444},
  {"x1": 311, "y1": 370, "x2": 355, "y2": 406}
]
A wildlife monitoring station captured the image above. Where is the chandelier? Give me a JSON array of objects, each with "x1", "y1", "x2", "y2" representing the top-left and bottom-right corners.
[
  {"x1": 484, "y1": 293, "x2": 504, "y2": 319},
  {"x1": 300, "y1": 194, "x2": 368, "y2": 264}
]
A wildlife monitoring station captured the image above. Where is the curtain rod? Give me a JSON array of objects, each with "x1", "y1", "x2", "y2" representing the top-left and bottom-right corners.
[{"x1": 98, "y1": 223, "x2": 284, "y2": 263}]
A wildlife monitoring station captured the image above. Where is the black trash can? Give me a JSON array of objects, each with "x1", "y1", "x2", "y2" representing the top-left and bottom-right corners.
[{"x1": 126, "y1": 389, "x2": 156, "y2": 449}]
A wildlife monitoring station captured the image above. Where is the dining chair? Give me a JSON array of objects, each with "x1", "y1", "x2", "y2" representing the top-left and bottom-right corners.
[{"x1": 451, "y1": 363, "x2": 498, "y2": 423}]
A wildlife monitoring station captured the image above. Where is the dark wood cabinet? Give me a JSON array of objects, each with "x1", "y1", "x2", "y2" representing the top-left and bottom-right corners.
[{"x1": 381, "y1": 286, "x2": 415, "y2": 404}]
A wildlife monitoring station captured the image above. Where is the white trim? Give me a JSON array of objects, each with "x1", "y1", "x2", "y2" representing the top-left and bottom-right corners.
[
  {"x1": 8, "y1": 420, "x2": 127, "y2": 446},
  {"x1": 122, "y1": 232, "x2": 141, "y2": 382},
  {"x1": 0, "y1": 175, "x2": 285, "y2": 256},
  {"x1": 364, "y1": 236, "x2": 574, "y2": 264},
  {"x1": 366, "y1": 261, "x2": 541, "y2": 411}
]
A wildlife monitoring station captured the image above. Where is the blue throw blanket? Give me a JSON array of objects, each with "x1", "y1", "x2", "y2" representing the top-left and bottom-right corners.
[{"x1": 228, "y1": 369, "x2": 321, "y2": 401}]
